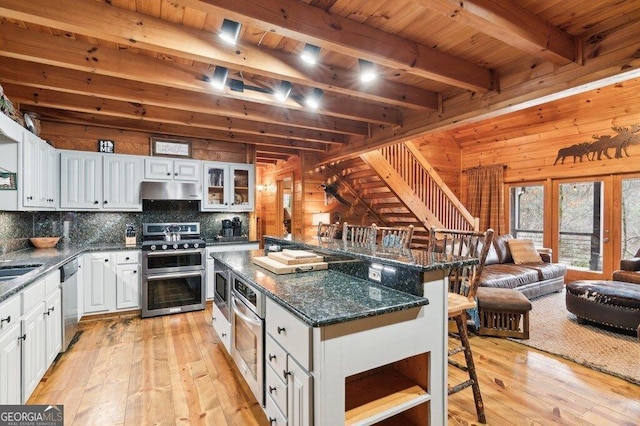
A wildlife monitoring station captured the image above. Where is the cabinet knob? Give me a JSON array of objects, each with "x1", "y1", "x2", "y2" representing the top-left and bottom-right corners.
[
  {"x1": 174, "y1": 172, "x2": 178, "y2": 176},
  {"x1": 104, "y1": 200, "x2": 108, "y2": 204},
  {"x1": 269, "y1": 386, "x2": 276, "y2": 394},
  {"x1": 283, "y1": 370, "x2": 291, "y2": 378},
  {"x1": 18, "y1": 333, "x2": 26, "y2": 341},
  {"x1": 268, "y1": 354, "x2": 276, "y2": 362},
  {"x1": 94, "y1": 200, "x2": 99, "y2": 204},
  {"x1": 104, "y1": 259, "x2": 109, "y2": 262},
  {"x1": 45, "y1": 306, "x2": 55, "y2": 316},
  {"x1": 0, "y1": 315, "x2": 10, "y2": 325},
  {"x1": 133, "y1": 270, "x2": 137, "y2": 274},
  {"x1": 212, "y1": 316, "x2": 216, "y2": 321},
  {"x1": 125, "y1": 257, "x2": 130, "y2": 261},
  {"x1": 166, "y1": 172, "x2": 171, "y2": 176},
  {"x1": 26, "y1": 196, "x2": 33, "y2": 200},
  {"x1": 277, "y1": 326, "x2": 286, "y2": 334},
  {"x1": 221, "y1": 332, "x2": 227, "y2": 337},
  {"x1": 269, "y1": 418, "x2": 276, "y2": 425}
]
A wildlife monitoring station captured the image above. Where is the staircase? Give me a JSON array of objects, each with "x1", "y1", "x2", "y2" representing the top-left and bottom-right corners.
[{"x1": 323, "y1": 142, "x2": 477, "y2": 249}]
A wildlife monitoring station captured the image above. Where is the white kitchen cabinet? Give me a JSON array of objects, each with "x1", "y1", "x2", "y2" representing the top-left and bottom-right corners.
[
  {"x1": 60, "y1": 150, "x2": 103, "y2": 210},
  {"x1": 83, "y1": 252, "x2": 116, "y2": 314},
  {"x1": 61, "y1": 151, "x2": 144, "y2": 211},
  {"x1": 202, "y1": 162, "x2": 254, "y2": 211},
  {"x1": 287, "y1": 356, "x2": 312, "y2": 426},
  {"x1": 211, "y1": 304, "x2": 231, "y2": 353},
  {"x1": 44, "y1": 288, "x2": 62, "y2": 367},
  {"x1": 0, "y1": 295, "x2": 21, "y2": 405},
  {"x1": 103, "y1": 155, "x2": 144, "y2": 210},
  {"x1": 21, "y1": 295, "x2": 47, "y2": 402},
  {"x1": 144, "y1": 158, "x2": 201, "y2": 182},
  {"x1": 115, "y1": 251, "x2": 140, "y2": 310}
]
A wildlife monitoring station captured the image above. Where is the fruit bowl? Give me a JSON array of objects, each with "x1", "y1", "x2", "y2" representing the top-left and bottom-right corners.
[{"x1": 29, "y1": 237, "x2": 60, "y2": 249}]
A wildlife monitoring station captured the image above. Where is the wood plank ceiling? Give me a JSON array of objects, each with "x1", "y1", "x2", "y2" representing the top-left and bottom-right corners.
[{"x1": 1, "y1": 0, "x2": 640, "y2": 164}]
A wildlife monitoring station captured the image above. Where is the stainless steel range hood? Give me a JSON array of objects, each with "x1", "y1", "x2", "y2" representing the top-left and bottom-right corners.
[{"x1": 140, "y1": 181, "x2": 202, "y2": 201}]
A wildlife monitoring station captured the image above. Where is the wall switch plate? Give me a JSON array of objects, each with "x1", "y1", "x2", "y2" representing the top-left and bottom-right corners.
[
  {"x1": 368, "y1": 267, "x2": 382, "y2": 282},
  {"x1": 368, "y1": 286, "x2": 382, "y2": 301}
]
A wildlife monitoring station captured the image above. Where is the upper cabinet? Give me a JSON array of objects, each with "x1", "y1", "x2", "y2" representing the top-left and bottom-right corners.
[
  {"x1": 202, "y1": 162, "x2": 254, "y2": 211},
  {"x1": 60, "y1": 151, "x2": 144, "y2": 211},
  {"x1": 144, "y1": 158, "x2": 201, "y2": 182}
]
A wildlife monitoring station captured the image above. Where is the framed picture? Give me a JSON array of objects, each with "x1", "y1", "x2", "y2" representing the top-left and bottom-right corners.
[{"x1": 150, "y1": 137, "x2": 192, "y2": 158}]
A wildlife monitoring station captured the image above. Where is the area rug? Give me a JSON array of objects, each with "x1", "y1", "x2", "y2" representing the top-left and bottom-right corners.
[{"x1": 508, "y1": 290, "x2": 640, "y2": 385}]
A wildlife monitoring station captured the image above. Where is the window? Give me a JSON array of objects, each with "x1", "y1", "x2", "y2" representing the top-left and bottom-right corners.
[
  {"x1": 510, "y1": 185, "x2": 544, "y2": 246},
  {"x1": 621, "y1": 178, "x2": 640, "y2": 258}
]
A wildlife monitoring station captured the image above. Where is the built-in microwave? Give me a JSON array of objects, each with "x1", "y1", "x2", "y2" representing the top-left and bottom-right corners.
[{"x1": 213, "y1": 258, "x2": 231, "y2": 321}]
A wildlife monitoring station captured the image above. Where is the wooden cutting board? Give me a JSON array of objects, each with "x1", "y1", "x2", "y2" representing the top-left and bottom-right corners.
[
  {"x1": 268, "y1": 251, "x2": 324, "y2": 265},
  {"x1": 281, "y1": 249, "x2": 319, "y2": 259},
  {"x1": 252, "y1": 256, "x2": 328, "y2": 274}
]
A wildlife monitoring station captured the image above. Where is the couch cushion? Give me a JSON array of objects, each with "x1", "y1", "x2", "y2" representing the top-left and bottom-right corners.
[
  {"x1": 508, "y1": 239, "x2": 543, "y2": 264},
  {"x1": 619, "y1": 257, "x2": 640, "y2": 271},
  {"x1": 612, "y1": 270, "x2": 640, "y2": 284},
  {"x1": 492, "y1": 234, "x2": 513, "y2": 264},
  {"x1": 519, "y1": 262, "x2": 567, "y2": 280},
  {"x1": 479, "y1": 264, "x2": 540, "y2": 289}
]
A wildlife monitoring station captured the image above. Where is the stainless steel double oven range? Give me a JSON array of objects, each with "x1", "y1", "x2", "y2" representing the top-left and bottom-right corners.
[
  {"x1": 214, "y1": 257, "x2": 265, "y2": 406},
  {"x1": 141, "y1": 222, "x2": 206, "y2": 318}
]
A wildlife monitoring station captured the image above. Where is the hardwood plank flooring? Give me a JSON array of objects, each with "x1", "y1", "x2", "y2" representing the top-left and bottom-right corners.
[{"x1": 28, "y1": 307, "x2": 639, "y2": 425}]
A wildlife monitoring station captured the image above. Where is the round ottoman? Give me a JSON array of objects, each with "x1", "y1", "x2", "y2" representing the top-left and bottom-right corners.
[{"x1": 565, "y1": 280, "x2": 640, "y2": 340}]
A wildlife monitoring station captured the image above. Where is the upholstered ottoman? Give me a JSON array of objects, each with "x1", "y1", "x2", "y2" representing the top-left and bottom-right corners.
[
  {"x1": 476, "y1": 287, "x2": 532, "y2": 339},
  {"x1": 565, "y1": 280, "x2": 640, "y2": 340}
]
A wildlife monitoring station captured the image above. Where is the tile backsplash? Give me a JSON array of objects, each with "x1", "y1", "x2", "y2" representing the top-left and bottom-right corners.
[{"x1": 0, "y1": 201, "x2": 250, "y2": 254}]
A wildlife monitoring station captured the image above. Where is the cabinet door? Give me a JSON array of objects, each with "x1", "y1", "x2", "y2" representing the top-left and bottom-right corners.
[
  {"x1": 104, "y1": 155, "x2": 144, "y2": 210},
  {"x1": 45, "y1": 288, "x2": 62, "y2": 366},
  {"x1": 174, "y1": 159, "x2": 201, "y2": 181},
  {"x1": 0, "y1": 323, "x2": 21, "y2": 405},
  {"x1": 144, "y1": 158, "x2": 173, "y2": 180},
  {"x1": 202, "y1": 162, "x2": 230, "y2": 210},
  {"x1": 230, "y1": 164, "x2": 254, "y2": 211},
  {"x1": 116, "y1": 263, "x2": 140, "y2": 310},
  {"x1": 21, "y1": 302, "x2": 47, "y2": 402},
  {"x1": 44, "y1": 143, "x2": 58, "y2": 208},
  {"x1": 206, "y1": 255, "x2": 215, "y2": 300},
  {"x1": 287, "y1": 356, "x2": 312, "y2": 426},
  {"x1": 60, "y1": 151, "x2": 103, "y2": 209},
  {"x1": 21, "y1": 131, "x2": 40, "y2": 208},
  {"x1": 84, "y1": 252, "x2": 116, "y2": 313}
]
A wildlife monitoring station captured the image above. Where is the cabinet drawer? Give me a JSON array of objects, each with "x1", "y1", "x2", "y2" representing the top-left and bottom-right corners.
[
  {"x1": 265, "y1": 392, "x2": 287, "y2": 426},
  {"x1": 266, "y1": 334, "x2": 288, "y2": 378},
  {"x1": 116, "y1": 251, "x2": 139, "y2": 264},
  {"x1": 211, "y1": 304, "x2": 231, "y2": 354},
  {"x1": 266, "y1": 364, "x2": 288, "y2": 416},
  {"x1": 21, "y1": 279, "x2": 45, "y2": 314},
  {"x1": 0, "y1": 295, "x2": 20, "y2": 336},
  {"x1": 266, "y1": 298, "x2": 311, "y2": 371}
]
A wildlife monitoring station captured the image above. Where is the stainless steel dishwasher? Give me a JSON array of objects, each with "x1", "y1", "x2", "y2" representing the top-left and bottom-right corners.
[{"x1": 60, "y1": 257, "x2": 79, "y2": 352}]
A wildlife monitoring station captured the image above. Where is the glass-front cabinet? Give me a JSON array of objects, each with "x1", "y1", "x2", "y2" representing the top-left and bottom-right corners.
[{"x1": 202, "y1": 162, "x2": 254, "y2": 211}]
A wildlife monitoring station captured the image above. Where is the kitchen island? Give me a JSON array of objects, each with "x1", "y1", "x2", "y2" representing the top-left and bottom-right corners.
[{"x1": 213, "y1": 244, "x2": 475, "y2": 425}]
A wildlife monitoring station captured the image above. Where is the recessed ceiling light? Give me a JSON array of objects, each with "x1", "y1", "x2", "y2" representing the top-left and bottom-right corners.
[
  {"x1": 210, "y1": 66, "x2": 228, "y2": 90},
  {"x1": 305, "y1": 88, "x2": 324, "y2": 109},
  {"x1": 359, "y1": 59, "x2": 376, "y2": 83},
  {"x1": 219, "y1": 19, "x2": 241, "y2": 45},
  {"x1": 275, "y1": 81, "x2": 293, "y2": 101},
  {"x1": 300, "y1": 43, "x2": 321, "y2": 65}
]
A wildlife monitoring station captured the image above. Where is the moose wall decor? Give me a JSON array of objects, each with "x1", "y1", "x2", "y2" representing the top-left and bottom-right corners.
[{"x1": 553, "y1": 124, "x2": 640, "y2": 165}]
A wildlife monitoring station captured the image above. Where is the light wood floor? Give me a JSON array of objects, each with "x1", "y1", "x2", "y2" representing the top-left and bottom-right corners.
[{"x1": 29, "y1": 306, "x2": 639, "y2": 425}]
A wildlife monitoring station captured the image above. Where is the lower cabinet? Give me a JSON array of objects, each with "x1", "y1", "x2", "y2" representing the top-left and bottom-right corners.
[
  {"x1": 84, "y1": 250, "x2": 140, "y2": 315},
  {"x1": 211, "y1": 304, "x2": 231, "y2": 353},
  {"x1": 0, "y1": 269, "x2": 62, "y2": 404}
]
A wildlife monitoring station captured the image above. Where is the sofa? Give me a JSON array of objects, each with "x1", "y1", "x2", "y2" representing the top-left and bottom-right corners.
[
  {"x1": 478, "y1": 234, "x2": 567, "y2": 299},
  {"x1": 612, "y1": 247, "x2": 640, "y2": 284}
]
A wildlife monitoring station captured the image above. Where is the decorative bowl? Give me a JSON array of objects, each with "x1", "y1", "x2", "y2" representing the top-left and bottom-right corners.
[{"x1": 30, "y1": 237, "x2": 60, "y2": 249}]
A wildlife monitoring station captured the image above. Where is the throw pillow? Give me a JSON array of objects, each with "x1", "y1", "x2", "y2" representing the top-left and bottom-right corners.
[{"x1": 507, "y1": 239, "x2": 543, "y2": 264}]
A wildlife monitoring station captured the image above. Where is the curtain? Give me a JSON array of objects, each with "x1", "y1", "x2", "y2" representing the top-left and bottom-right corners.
[{"x1": 466, "y1": 165, "x2": 505, "y2": 234}]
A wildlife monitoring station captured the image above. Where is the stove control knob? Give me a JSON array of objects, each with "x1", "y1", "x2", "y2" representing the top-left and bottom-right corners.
[
  {"x1": 194, "y1": 243, "x2": 200, "y2": 248},
  {"x1": 150, "y1": 245, "x2": 156, "y2": 251},
  {"x1": 183, "y1": 243, "x2": 189, "y2": 249},
  {"x1": 173, "y1": 243, "x2": 179, "y2": 249},
  {"x1": 162, "y1": 244, "x2": 168, "y2": 250}
]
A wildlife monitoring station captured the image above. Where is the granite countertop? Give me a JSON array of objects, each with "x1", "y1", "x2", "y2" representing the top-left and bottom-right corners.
[
  {"x1": 263, "y1": 235, "x2": 478, "y2": 272},
  {"x1": 213, "y1": 250, "x2": 429, "y2": 327},
  {"x1": 0, "y1": 242, "x2": 139, "y2": 304}
]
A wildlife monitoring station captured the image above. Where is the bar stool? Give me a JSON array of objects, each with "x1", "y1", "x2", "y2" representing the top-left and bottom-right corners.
[
  {"x1": 429, "y1": 227, "x2": 494, "y2": 424},
  {"x1": 342, "y1": 222, "x2": 377, "y2": 249},
  {"x1": 372, "y1": 223, "x2": 415, "y2": 254},
  {"x1": 316, "y1": 221, "x2": 338, "y2": 243}
]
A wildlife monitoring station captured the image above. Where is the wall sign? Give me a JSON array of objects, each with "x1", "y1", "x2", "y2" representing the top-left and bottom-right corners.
[
  {"x1": 150, "y1": 137, "x2": 192, "y2": 158},
  {"x1": 98, "y1": 139, "x2": 115, "y2": 153},
  {"x1": 553, "y1": 124, "x2": 640, "y2": 165}
]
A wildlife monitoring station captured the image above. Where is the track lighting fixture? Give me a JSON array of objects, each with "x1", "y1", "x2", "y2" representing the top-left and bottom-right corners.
[
  {"x1": 275, "y1": 81, "x2": 293, "y2": 101},
  {"x1": 300, "y1": 43, "x2": 321, "y2": 65},
  {"x1": 210, "y1": 66, "x2": 228, "y2": 90},
  {"x1": 229, "y1": 79, "x2": 244, "y2": 92},
  {"x1": 358, "y1": 59, "x2": 376, "y2": 82},
  {"x1": 305, "y1": 88, "x2": 324, "y2": 109},
  {"x1": 219, "y1": 19, "x2": 241, "y2": 45}
]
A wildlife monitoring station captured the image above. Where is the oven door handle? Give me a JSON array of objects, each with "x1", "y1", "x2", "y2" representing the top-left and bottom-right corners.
[
  {"x1": 145, "y1": 249, "x2": 204, "y2": 256},
  {"x1": 231, "y1": 297, "x2": 262, "y2": 327},
  {"x1": 145, "y1": 271, "x2": 203, "y2": 280}
]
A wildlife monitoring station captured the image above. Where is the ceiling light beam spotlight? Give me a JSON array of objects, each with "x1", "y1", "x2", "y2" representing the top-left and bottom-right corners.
[
  {"x1": 275, "y1": 81, "x2": 293, "y2": 102},
  {"x1": 211, "y1": 66, "x2": 228, "y2": 90},
  {"x1": 301, "y1": 43, "x2": 321, "y2": 65},
  {"x1": 359, "y1": 59, "x2": 376, "y2": 82},
  {"x1": 305, "y1": 88, "x2": 324, "y2": 109},
  {"x1": 219, "y1": 19, "x2": 241, "y2": 45}
]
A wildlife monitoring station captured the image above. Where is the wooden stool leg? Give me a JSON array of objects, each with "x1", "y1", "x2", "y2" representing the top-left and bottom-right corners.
[{"x1": 454, "y1": 313, "x2": 486, "y2": 423}]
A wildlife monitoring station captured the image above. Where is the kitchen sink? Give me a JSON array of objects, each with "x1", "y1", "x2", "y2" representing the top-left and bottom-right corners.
[{"x1": 0, "y1": 264, "x2": 43, "y2": 280}]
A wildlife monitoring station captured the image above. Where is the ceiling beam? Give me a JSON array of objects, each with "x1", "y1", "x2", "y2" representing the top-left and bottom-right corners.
[
  {"x1": 415, "y1": 0, "x2": 576, "y2": 65},
  {"x1": 176, "y1": 0, "x2": 496, "y2": 92},
  {"x1": 0, "y1": 0, "x2": 437, "y2": 110},
  {"x1": 0, "y1": 23, "x2": 401, "y2": 126},
  {"x1": 27, "y1": 106, "x2": 329, "y2": 153}
]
